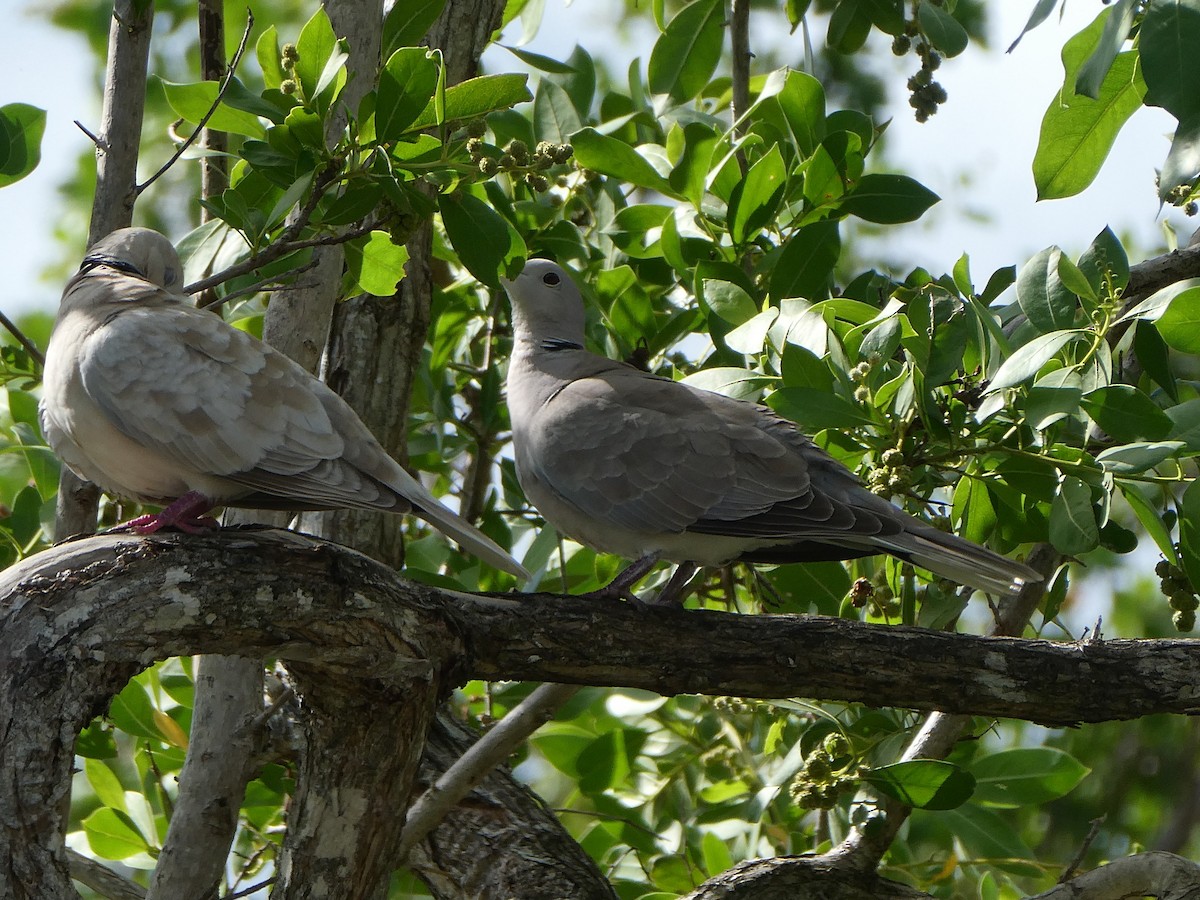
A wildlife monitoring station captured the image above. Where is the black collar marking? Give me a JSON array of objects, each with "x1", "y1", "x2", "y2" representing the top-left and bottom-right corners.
[
  {"x1": 78, "y1": 254, "x2": 146, "y2": 278},
  {"x1": 541, "y1": 338, "x2": 583, "y2": 352}
]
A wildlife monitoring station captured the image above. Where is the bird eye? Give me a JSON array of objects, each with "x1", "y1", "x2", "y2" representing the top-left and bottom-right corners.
[{"x1": 543, "y1": 272, "x2": 560, "y2": 286}]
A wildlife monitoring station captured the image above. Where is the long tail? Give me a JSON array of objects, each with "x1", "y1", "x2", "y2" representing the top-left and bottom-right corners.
[
  {"x1": 389, "y1": 469, "x2": 529, "y2": 581},
  {"x1": 878, "y1": 523, "x2": 1041, "y2": 596}
]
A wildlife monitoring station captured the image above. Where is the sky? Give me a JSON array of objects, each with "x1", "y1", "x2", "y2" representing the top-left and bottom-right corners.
[{"x1": 0, "y1": 2, "x2": 1190, "y2": 316}]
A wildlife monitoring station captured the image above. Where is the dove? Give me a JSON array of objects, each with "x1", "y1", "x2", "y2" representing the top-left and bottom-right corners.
[
  {"x1": 39, "y1": 227, "x2": 528, "y2": 580},
  {"x1": 503, "y1": 259, "x2": 1040, "y2": 604}
]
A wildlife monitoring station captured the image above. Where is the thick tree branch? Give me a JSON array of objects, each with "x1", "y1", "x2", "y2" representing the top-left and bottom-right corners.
[
  {"x1": 1027, "y1": 850, "x2": 1200, "y2": 899},
  {"x1": 1122, "y1": 242, "x2": 1200, "y2": 310},
  {"x1": 2, "y1": 530, "x2": 1199, "y2": 898}
]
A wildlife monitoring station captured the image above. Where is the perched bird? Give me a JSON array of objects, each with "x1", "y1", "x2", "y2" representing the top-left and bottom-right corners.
[
  {"x1": 503, "y1": 259, "x2": 1040, "y2": 604},
  {"x1": 39, "y1": 227, "x2": 528, "y2": 580}
]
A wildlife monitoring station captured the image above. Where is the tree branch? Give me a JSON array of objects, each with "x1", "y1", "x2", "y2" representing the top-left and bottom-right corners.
[
  {"x1": 396, "y1": 682, "x2": 580, "y2": 858},
  {"x1": 3, "y1": 530, "x2": 1199, "y2": 897},
  {"x1": 1028, "y1": 850, "x2": 1200, "y2": 899},
  {"x1": 136, "y1": 9, "x2": 253, "y2": 195},
  {"x1": 55, "y1": 0, "x2": 156, "y2": 542}
]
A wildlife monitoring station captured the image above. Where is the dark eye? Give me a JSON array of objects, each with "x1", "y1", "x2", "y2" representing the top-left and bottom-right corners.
[{"x1": 543, "y1": 271, "x2": 560, "y2": 286}]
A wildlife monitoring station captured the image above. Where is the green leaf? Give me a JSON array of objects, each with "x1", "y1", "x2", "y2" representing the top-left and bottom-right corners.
[
  {"x1": 109, "y1": 680, "x2": 167, "y2": 742},
  {"x1": 648, "y1": 0, "x2": 724, "y2": 103},
  {"x1": 376, "y1": 48, "x2": 440, "y2": 141},
  {"x1": 1080, "y1": 385, "x2": 1172, "y2": 442},
  {"x1": 1180, "y1": 479, "x2": 1200, "y2": 596},
  {"x1": 439, "y1": 192, "x2": 525, "y2": 290},
  {"x1": 1096, "y1": 441, "x2": 1184, "y2": 475},
  {"x1": 937, "y1": 805, "x2": 1035, "y2": 863},
  {"x1": 700, "y1": 278, "x2": 757, "y2": 325},
  {"x1": 767, "y1": 387, "x2": 875, "y2": 429},
  {"x1": 839, "y1": 174, "x2": 938, "y2": 224},
  {"x1": 295, "y1": 8, "x2": 338, "y2": 103},
  {"x1": 381, "y1": 0, "x2": 445, "y2": 59},
  {"x1": 971, "y1": 748, "x2": 1090, "y2": 808},
  {"x1": 986, "y1": 330, "x2": 1087, "y2": 392},
  {"x1": 158, "y1": 80, "x2": 266, "y2": 138},
  {"x1": 776, "y1": 70, "x2": 826, "y2": 156},
  {"x1": 765, "y1": 561, "x2": 850, "y2": 615},
  {"x1": 827, "y1": 0, "x2": 871, "y2": 53},
  {"x1": 1134, "y1": 319, "x2": 1177, "y2": 401},
  {"x1": 1160, "y1": 113, "x2": 1200, "y2": 201},
  {"x1": 408, "y1": 74, "x2": 532, "y2": 131},
  {"x1": 534, "y1": 78, "x2": 583, "y2": 145},
  {"x1": 728, "y1": 145, "x2": 787, "y2": 245},
  {"x1": 864, "y1": 760, "x2": 975, "y2": 810},
  {"x1": 769, "y1": 221, "x2": 840, "y2": 302},
  {"x1": 1077, "y1": 225, "x2": 1130, "y2": 294},
  {"x1": 1017, "y1": 247, "x2": 1078, "y2": 334},
  {"x1": 0, "y1": 103, "x2": 46, "y2": 188},
  {"x1": 84, "y1": 758, "x2": 127, "y2": 812},
  {"x1": 668, "y1": 122, "x2": 719, "y2": 205},
  {"x1": 952, "y1": 476, "x2": 997, "y2": 545},
  {"x1": 917, "y1": 0, "x2": 969, "y2": 57},
  {"x1": 345, "y1": 231, "x2": 410, "y2": 296},
  {"x1": 256, "y1": 25, "x2": 285, "y2": 90},
  {"x1": 1156, "y1": 286, "x2": 1200, "y2": 353},
  {"x1": 1033, "y1": 14, "x2": 1145, "y2": 201},
  {"x1": 571, "y1": 127, "x2": 676, "y2": 195},
  {"x1": 1122, "y1": 483, "x2": 1178, "y2": 559},
  {"x1": 1141, "y1": 0, "x2": 1200, "y2": 121},
  {"x1": 503, "y1": 44, "x2": 577, "y2": 74},
  {"x1": 1074, "y1": 0, "x2": 1137, "y2": 98},
  {"x1": 680, "y1": 367, "x2": 775, "y2": 401},
  {"x1": 83, "y1": 807, "x2": 152, "y2": 861},
  {"x1": 1049, "y1": 475, "x2": 1099, "y2": 556}
]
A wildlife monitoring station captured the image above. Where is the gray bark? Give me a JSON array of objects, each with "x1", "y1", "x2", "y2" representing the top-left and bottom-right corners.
[{"x1": 55, "y1": 0, "x2": 155, "y2": 541}]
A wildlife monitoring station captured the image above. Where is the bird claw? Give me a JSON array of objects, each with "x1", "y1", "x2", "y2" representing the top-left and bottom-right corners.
[{"x1": 107, "y1": 491, "x2": 219, "y2": 536}]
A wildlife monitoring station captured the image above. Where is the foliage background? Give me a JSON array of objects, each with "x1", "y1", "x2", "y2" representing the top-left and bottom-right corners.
[{"x1": 3, "y1": 0, "x2": 1200, "y2": 898}]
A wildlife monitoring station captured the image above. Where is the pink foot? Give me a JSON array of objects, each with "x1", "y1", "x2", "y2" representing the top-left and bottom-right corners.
[{"x1": 110, "y1": 491, "x2": 219, "y2": 535}]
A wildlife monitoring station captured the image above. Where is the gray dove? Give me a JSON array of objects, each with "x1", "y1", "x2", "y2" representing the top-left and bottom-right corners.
[
  {"x1": 39, "y1": 227, "x2": 528, "y2": 580},
  {"x1": 503, "y1": 259, "x2": 1040, "y2": 604}
]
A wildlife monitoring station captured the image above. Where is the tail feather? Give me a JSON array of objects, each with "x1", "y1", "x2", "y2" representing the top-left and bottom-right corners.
[
  {"x1": 879, "y1": 524, "x2": 1041, "y2": 596},
  {"x1": 386, "y1": 468, "x2": 529, "y2": 581}
]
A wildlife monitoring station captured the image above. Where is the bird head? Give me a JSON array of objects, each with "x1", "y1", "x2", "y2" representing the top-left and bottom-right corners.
[
  {"x1": 501, "y1": 258, "x2": 587, "y2": 348},
  {"x1": 80, "y1": 228, "x2": 183, "y2": 293}
]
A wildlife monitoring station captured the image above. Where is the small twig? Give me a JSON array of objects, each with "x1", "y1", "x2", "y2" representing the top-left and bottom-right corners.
[
  {"x1": 226, "y1": 877, "x2": 276, "y2": 900},
  {"x1": 184, "y1": 221, "x2": 374, "y2": 296},
  {"x1": 137, "y1": 9, "x2": 254, "y2": 194},
  {"x1": 235, "y1": 686, "x2": 295, "y2": 738},
  {"x1": 73, "y1": 120, "x2": 105, "y2": 150},
  {"x1": 729, "y1": 0, "x2": 751, "y2": 168},
  {"x1": 199, "y1": 261, "x2": 321, "y2": 310},
  {"x1": 395, "y1": 682, "x2": 580, "y2": 859},
  {"x1": 66, "y1": 848, "x2": 146, "y2": 900},
  {"x1": 0, "y1": 310, "x2": 45, "y2": 368},
  {"x1": 1059, "y1": 816, "x2": 1106, "y2": 883}
]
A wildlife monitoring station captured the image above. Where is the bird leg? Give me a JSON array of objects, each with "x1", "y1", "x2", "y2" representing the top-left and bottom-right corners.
[
  {"x1": 113, "y1": 491, "x2": 220, "y2": 535},
  {"x1": 584, "y1": 555, "x2": 660, "y2": 602},
  {"x1": 646, "y1": 562, "x2": 699, "y2": 607}
]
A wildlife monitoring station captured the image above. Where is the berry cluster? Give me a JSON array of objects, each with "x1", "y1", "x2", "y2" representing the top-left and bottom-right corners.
[
  {"x1": 280, "y1": 43, "x2": 301, "y2": 98},
  {"x1": 788, "y1": 733, "x2": 864, "y2": 811},
  {"x1": 891, "y1": 11, "x2": 948, "y2": 122},
  {"x1": 1162, "y1": 181, "x2": 1199, "y2": 216},
  {"x1": 467, "y1": 135, "x2": 573, "y2": 193},
  {"x1": 867, "y1": 448, "x2": 912, "y2": 498},
  {"x1": 1156, "y1": 557, "x2": 1198, "y2": 631}
]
